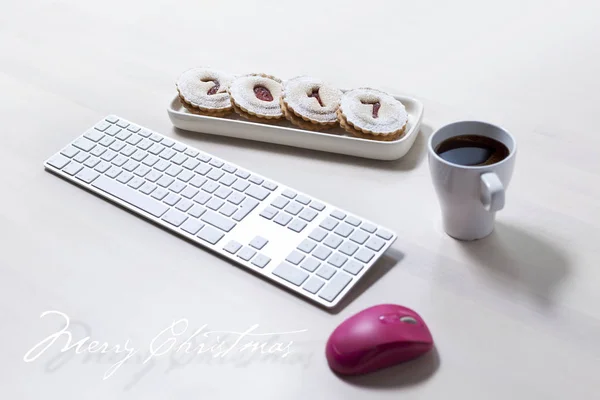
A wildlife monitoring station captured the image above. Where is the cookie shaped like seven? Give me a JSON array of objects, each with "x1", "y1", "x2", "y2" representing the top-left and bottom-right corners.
[
  {"x1": 337, "y1": 88, "x2": 408, "y2": 141},
  {"x1": 176, "y1": 68, "x2": 235, "y2": 116},
  {"x1": 228, "y1": 73, "x2": 283, "y2": 121},
  {"x1": 280, "y1": 76, "x2": 342, "y2": 130}
]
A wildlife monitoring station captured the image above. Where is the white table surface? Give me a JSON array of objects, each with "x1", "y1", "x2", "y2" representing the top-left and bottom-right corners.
[{"x1": 1, "y1": 0, "x2": 599, "y2": 398}]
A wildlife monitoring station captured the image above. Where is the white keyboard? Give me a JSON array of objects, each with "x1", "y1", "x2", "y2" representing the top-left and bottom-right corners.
[{"x1": 44, "y1": 116, "x2": 398, "y2": 308}]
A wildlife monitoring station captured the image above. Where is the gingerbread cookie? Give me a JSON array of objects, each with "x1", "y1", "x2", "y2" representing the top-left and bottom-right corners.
[
  {"x1": 280, "y1": 76, "x2": 342, "y2": 130},
  {"x1": 337, "y1": 88, "x2": 408, "y2": 141},
  {"x1": 176, "y1": 67, "x2": 235, "y2": 116},
  {"x1": 228, "y1": 73, "x2": 283, "y2": 121}
]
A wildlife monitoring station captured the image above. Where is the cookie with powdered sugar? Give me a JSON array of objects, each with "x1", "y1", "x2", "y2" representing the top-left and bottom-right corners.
[
  {"x1": 337, "y1": 88, "x2": 408, "y2": 141},
  {"x1": 176, "y1": 67, "x2": 235, "y2": 116},
  {"x1": 280, "y1": 76, "x2": 342, "y2": 130},
  {"x1": 228, "y1": 73, "x2": 284, "y2": 121}
]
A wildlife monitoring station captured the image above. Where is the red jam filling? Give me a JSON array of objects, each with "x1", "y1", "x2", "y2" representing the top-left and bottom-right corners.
[
  {"x1": 253, "y1": 85, "x2": 273, "y2": 102},
  {"x1": 361, "y1": 100, "x2": 381, "y2": 118},
  {"x1": 201, "y1": 79, "x2": 220, "y2": 95},
  {"x1": 308, "y1": 88, "x2": 324, "y2": 107}
]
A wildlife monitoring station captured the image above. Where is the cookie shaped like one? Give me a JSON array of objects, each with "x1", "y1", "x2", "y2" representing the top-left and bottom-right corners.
[
  {"x1": 228, "y1": 74, "x2": 283, "y2": 119},
  {"x1": 281, "y1": 76, "x2": 342, "y2": 126},
  {"x1": 176, "y1": 68, "x2": 235, "y2": 113},
  {"x1": 338, "y1": 88, "x2": 408, "y2": 137}
]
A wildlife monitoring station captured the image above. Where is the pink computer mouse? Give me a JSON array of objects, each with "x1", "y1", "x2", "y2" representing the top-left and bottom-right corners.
[{"x1": 325, "y1": 304, "x2": 434, "y2": 375}]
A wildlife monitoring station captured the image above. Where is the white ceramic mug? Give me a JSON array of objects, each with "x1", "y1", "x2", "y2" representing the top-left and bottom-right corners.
[{"x1": 428, "y1": 121, "x2": 517, "y2": 240}]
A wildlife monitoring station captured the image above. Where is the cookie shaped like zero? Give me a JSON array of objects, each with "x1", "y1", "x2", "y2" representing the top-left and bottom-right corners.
[
  {"x1": 338, "y1": 88, "x2": 408, "y2": 141},
  {"x1": 176, "y1": 67, "x2": 235, "y2": 116},
  {"x1": 281, "y1": 76, "x2": 342, "y2": 130},
  {"x1": 228, "y1": 73, "x2": 283, "y2": 120}
]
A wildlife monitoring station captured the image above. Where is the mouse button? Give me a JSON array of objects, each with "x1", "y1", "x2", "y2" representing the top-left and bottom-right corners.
[{"x1": 379, "y1": 313, "x2": 422, "y2": 325}]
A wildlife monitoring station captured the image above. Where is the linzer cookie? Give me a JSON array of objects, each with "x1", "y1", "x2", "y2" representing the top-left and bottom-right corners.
[
  {"x1": 176, "y1": 68, "x2": 235, "y2": 116},
  {"x1": 337, "y1": 88, "x2": 408, "y2": 141},
  {"x1": 280, "y1": 76, "x2": 342, "y2": 130},
  {"x1": 228, "y1": 73, "x2": 283, "y2": 121}
]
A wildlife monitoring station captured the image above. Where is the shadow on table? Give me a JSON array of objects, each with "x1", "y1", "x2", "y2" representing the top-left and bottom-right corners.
[
  {"x1": 336, "y1": 347, "x2": 440, "y2": 389},
  {"x1": 457, "y1": 221, "x2": 571, "y2": 308},
  {"x1": 326, "y1": 247, "x2": 404, "y2": 315},
  {"x1": 173, "y1": 124, "x2": 434, "y2": 172}
]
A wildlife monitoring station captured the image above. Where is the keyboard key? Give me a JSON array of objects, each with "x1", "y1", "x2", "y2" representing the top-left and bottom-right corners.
[
  {"x1": 295, "y1": 195, "x2": 311, "y2": 205},
  {"x1": 260, "y1": 206, "x2": 278, "y2": 220},
  {"x1": 219, "y1": 174, "x2": 237, "y2": 187},
  {"x1": 334, "y1": 223, "x2": 354, "y2": 238},
  {"x1": 149, "y1": 133, "x2": 162, "y2": 142},
  {"x1": 355, "y1": 248, "x2": 375, "y2": 263},
  {"x1": 189, "y1": 175, "x2": 207, "y2": 188},
  {"x1": 328, "y1": 253, "x2": 348, "y2": 268},
  {"x1": 99, "y1": 136, "x2": 116, "y2": 147},
  {"x1": 105, "y1": 116, "x2": 119, "y2": 123},
  {"x1": 248, "y1": 175, "x2": 263, "y2": 185},
  {"x1": 156, "y1": 176, "x2": 174, "y2": 188},
  {"x1": 300, "y1": 257, "x2": 320, "y2": 272},
  {"x1": 75, "y1": 167, "x2": 99, "y2": 183},
  {"x1": 271, "y1": 196, "x2": 289, "y2": 209},
  {"x1": 196, "y1": 225, "x2": 224, "y2": 245},
  {"x1": 61, "y1": 146, "x2": 79, "y2": 158},
  {"x1": 94, "y1": 161, "x2": 111, "y2": 173},
  {"x1": 376, "y1": 229, "x2": 393, "y2": 240},
  {"x1": 195, "y1": 164, "x2": 211, "y2": 175},
  {"x1": 84, "y1": 129, "x2": 104, "y2": 142},
  {"x1": 173, "y1": 143, "x2": 186, "y2": 152},
  {"x1": 297, "y1": 239, "x2": 317, "y2": 253},
  {"x1": 245, "y1": 184, "x2": 270, "y2": 201},
  {"x1": 160, "y1": 148, "x2": 176, "y2": 160},
  {"x1": 139, "y1": 182, "x2": 156, "y2": 195},
  {"x1": 365, "y1": 237, "x2": 385, "y2": 252},
  {"x1": 317, "y1": 265, "x2": 336, "y2": 280},
  {"x1": 197, "y1": 152, "x2": 210, "y2": 163},
  {"x1": 232, "y1": 179, "x2": 250, "y2": 192},
  {"x1": 73, "y1": 137, "x2": 96, "y2": 152},
  {"x1": 324, "y1": 234, "x2": 343, "y2": 249},
  {"x1": 237, "y1": 247, "x2": 256, "y2": 261},
  {"x1": 330, "y1": 210, "x2": 346, "y2": 220},
  {"x1": 121, "y1": 144, "x2": 137, "y2": 156},
  {"x1": 309, "y1": 228, "x2": 327, "y2": 242},
  {"x1": 273, "y1": 212, "x2": 292, "y2": 226},
  {"x1": 232, "y1": 199, "x2": 258, "y2": 222},
  {"x1": 313, "y1": 245, "x2": 332, "y2": 261},
  {"x1": 272, "y1": 263, "x2": 308, "y2": 286},
  {"x1": 95, "y1": 120, "x2": 111, "y2": 131},
  {"x1": 350, "y1": 230, "x2": 369, "y2": 245},
  {"x1": 298, "y1": 208, "x2": 318, "y2": 222},
  {"x1": 145, "y1": 170, "x2": 162, "y2": 182},
  {"x1": 262, "y1": 181, "x2": 277, "y2": 191},
  {"x1": 150, "y1": 187, "x2": 168, "y2": 200},
  {"x1": 206, "y1": 198, "x2": 224, "y2": 211},
  {"x1": 338, "y1": 241, "x2": 359, "y2": 256},
  {"x1": 319, "y1": 217, "x2": 338, "y2": 231},
  {"x1": 181, "y1": 219, "x2": 204, "y2": 235},
  {"x1": 127, "y1": 124, "x2": 141, "y2": 133},
  {"x1": 105, "y1": 125, "x2": 121, "y2": 136},
  {"x1": 343, "y1": 260, "x2": 364, "y2": 275},
  {"x1": 116, "y1": 120, "x2": 130, "y2": 129},
  {"x1": 285, "y1": 202, "x2": 303, "y2": 217},
  {"x1": 184, "y1": 148, "x2": 199, "y2": 157},
  {"x1": 303, "y1": 277, "x2": 325, "y2": 294},
  {"x1": 161, "y1": 138, "x2": 175, "y2": 147},
  {"x1": 183, "y1": 158, "x2": 200, "y2": 170},
  {"x1": 92, "y1": 175, "x2": 167, "y2": 218},
  {"x1": 83, "y1": 156, "x2": 100, "y2": 168},
  {"x1": 193, "y1": 192, "x2": 211, "y2": 205},
  {"x1": 105, "y1": 166, "x2": 121, "y2": 178},
  {"x1": 122, "y1": 160, "x2": 139, "y2": 172},
  {"x1": 137, "y1": 128, "x2": 151, "y2": 138},
  {"x1": 90, "y1": 146, "x2": 106, "y2": 158},
  {"x1": 142, "y1": 154, "x2": 159, "y2": 166},
  {"x1": 249, "y1": 236, "x2": 268, "y2": 250},
  {"x1": 228, "y1": 192, "x2": 245, "y2": 205},
  {"x1": 209, "y1": 158, "x2": 224, "y2": 168},
  {"x1": 165, "y1": 165, "x2": 183, "y2": 177},
  {"x1": 361, "y1": 222, "x2": 377, "y2": 233},
  {"x1": 215, "y1": 187, "x2": 232, "y2": 199},
  {"x1": 112, "y1": 155, "x2": 128, "y2": 167},
  {"x1": 222, "y1": 164, "x2": 236, "y2": 173},
  {"x1": 175, "y1": 199, "x2": 194, "y2": 212},
  {"x1": 219, "y1": 203, "x2": 237, "y2": 217},
  {"x1": 116, "y1": 171, "x2": 133, "y2": 184},
  {"x1": 148, "y1": 144, "x2": 164, "y2": 155},
  {"x1": 133, "y1": 165, "x2": 151, "y2": 177},
  {"x1": 251, "y1": 254, "x2": 271, "y2": 268},
  {"x1": 207, "y1": 169, "x2": 224, "y2": 181},
  {"x1": 73, "y1": 152, "x2": 90, "y2": 163},
  {"x1": 310, "y1": 201, "x2": 325, "y2": 211},
  {"x1": 126, "y1": 134, "x2": 142, "y2": 146},
  {"x1": 155, "y1": 161, "x2": 171, "y2": 173},
  {"x1": 180, "y1": 186, "x2": 199, "y2": 199},
  {"x1": 100, "y1": 150, "x2": 117, "y2": 161},
  {"x1": 164, "y1": 194, "x2": 181, "y2": 206},
  {"x1": 319, "y1": 273, "x2": 352, "y2": 302},
  {"x1": 286, "y1": 251, "x2": 305, "y2": 265},
  {"x1": 223, "y1": 240, "x2": 242, "y2": 254},
  {"x1": 137, "y1": 138, "x2": 153, "y2": 150},
  {"x1": 235, "y1": 169, "x2": 250, "y2": 179},
  {"x1": 188, "y1": 204, "x2": 206, "y2": 218},
  {"x1": 116, "y1": 130, "x2": 131, "y2": 141},
  {"x1": 131, "y1": 149, "x2": 147, "y2": 162},
  {"x1": 201, "y1": 211, "x2": 236, "y2": 232},
  {"x1": 288, "y1": 219, "x2": 307, "y2": 233},
  {"x1": 282, "y1": 189, "x2": 296, "y2": 199},
  {"x1": 127, "y1": 177, "x2": 144, "y2": 189}
]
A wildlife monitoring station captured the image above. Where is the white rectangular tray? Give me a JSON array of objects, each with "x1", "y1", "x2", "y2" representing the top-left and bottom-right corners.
[{"x1": 167, "y1": 93, "x2": 423, "y2": 160}]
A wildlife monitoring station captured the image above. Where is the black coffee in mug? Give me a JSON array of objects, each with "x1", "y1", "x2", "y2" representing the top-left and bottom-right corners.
[{"x1": 435, "y1": 135, "x2": 509, "y2": 166}]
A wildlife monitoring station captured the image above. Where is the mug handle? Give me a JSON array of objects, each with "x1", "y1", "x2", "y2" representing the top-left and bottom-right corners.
[{"x1": 480, "y1": 172, "x2": 505, "y2": 212}]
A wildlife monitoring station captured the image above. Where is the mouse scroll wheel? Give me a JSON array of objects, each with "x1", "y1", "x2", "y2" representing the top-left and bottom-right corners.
[{"x1": 400, "y1": 316, "x2": 418, "y2": 324}]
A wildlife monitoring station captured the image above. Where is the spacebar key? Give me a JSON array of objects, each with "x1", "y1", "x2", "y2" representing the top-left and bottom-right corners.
[{"x1": 92, "y1": 175, "x2": 168, "y2": 218}]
